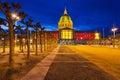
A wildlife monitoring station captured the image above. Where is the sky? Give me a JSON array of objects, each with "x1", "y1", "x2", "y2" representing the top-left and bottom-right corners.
[{"x1": 1, "y1": 0, "x2": 120, "y2": 36}]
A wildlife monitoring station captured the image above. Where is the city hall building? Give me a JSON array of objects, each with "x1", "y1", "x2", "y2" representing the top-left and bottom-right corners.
[{"x1": 50, "y1": 8, "x2": 100, "y2": 44}]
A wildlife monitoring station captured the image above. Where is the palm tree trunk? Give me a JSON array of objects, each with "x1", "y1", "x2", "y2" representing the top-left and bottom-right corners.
[
  {"x1": 26, "y1": 27, "x2": 30, "y2": 59},
  {"x1": 46, "y1": 32, "x2": 48, "y2": 50},
  {"x1": 3, "y1": 35, "x2": 5, "y2": 53},
  {"x1": 2, "y1": 33, "x2": 5, "y2": 53},
  {"x1": 21, "y1": 41, "x2": 24, "y2": 53},
  {"x1": 40, "y1": 31, "x2": 42, "y2": 53},
  {"x1": 47, "y1": 33, "x2": 49, "y2": 50},
  {"x1": 43, "y1": 31, "x2": 45, "y2": 51},
  {"x1": 19, "y1": 32, "x2": 22, "y2": 51},
  {"x1": 21, "y1": 31, "x2": 24, "y2": 52},
  {"x1": 8, "y1": 20, "x2": 15, "y2": 68},
  {"x1": 32, "y1": 34, "x2": 35, "y2": 50},
  {"x1": 35, "y1": 29, "x2": 38, "y2": 55}
]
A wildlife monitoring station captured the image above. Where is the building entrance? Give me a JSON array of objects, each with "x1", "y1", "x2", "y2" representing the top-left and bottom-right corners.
[{"x1": 59, "y1": 40, "x2": 74, "y2": 44}]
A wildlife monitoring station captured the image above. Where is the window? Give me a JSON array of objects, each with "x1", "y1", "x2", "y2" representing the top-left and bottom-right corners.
[
  {"x1": 95, "y1": 33, "x2": 100, "y2": 40},
  {"x1": 61, "y1": 30, "x2": 73, "y2": 39}
]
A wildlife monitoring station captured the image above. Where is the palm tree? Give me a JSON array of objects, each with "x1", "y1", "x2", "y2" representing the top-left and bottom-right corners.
[
  {"x1": 0, "y1": 2, "x2": 27, "y2": 67},
  {"x1": 46, "y1": 32, "x2": 48, "y2": 50},
  {"x1": 21, "y1": 18, "x2": 33, "y2": 59},
  {"x1": 0, "y1": 18, "x2": 7, "y2": 53},
  {"x1": 20, "y1": 29, "x2": 25, "y2": 52},
  {"x1": 39, "y1": 30, "x2": 42, "y2": 53},
  {"x1": 0, "y1": 26, "x2": 6, "y2": 53},
  {"x1": 34, "y1": 22, "x2": 41, "y2": 55},
  {"x1": 2, "y1": 31, "x2": 6, "y2": 53},
  {"x1": 15, "y1": 25, "x2": 23, "y2": 51},
  {"x1": 31, "y1": 30, "x2": 35, "y2": 50},
  {"x1": 47, "y1": 32, "x2": 51, "y2": 50},
  {"x1": 43, "y1": 31, "x2": 46, "y2": 51},
  {"x1": 39, "y1": 27, "x2": 45, "y2": 53}
]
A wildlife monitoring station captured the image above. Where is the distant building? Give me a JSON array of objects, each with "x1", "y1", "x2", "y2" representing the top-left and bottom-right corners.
[{"x1": 49, "y1": 8, "x2": 101, "y2": 44}]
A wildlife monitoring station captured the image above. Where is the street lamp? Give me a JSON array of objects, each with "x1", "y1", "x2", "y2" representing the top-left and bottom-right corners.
[
  {"x1": 11, "y1": 13, "x2": 20, "y2": 19},
  {"x1": 111, "y1": 27, "x2": 118, "y2": 47},
  {"x1": 11, "y1": 13, "x2": 20, "y2": 26},
  {"x1": 111, "y1": 27, "x2": 118, "y2": 38},
  {"x1": 16, "y1": 16, "x2": 20, "y2": 20},
  {"x1": 12, "y1": 13, "x2": 17, "y2": 18}
]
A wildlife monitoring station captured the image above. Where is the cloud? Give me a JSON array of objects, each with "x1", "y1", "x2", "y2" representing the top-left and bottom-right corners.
[
  {"x1": 1, "y1": 25, "x2": 8, "y2": 30},
  {"x1": 74, "y1": 25, "x2": 93, "y2": 31},
  {"x1": 42, "y1": 25, "x2": 58, "y2": 31}
]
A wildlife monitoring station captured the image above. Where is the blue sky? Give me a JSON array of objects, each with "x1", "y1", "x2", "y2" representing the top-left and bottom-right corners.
[{"x1": 1, "y1": 0, "x2": 120, "y2": 36}]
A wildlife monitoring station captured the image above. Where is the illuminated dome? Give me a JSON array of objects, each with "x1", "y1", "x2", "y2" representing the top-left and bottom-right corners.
[{"x1": 58, "y1": 8, "x2": 73, "y2": 30}]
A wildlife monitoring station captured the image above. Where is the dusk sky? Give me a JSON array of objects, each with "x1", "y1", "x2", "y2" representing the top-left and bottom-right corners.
[{"x1": 1, "y1": 0, "x2": 120, "y2": 36}]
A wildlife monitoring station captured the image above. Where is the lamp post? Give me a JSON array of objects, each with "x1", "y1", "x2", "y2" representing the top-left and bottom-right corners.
[
  {"x1": 111, "y1": 27, "x2": 118, "y2": 47},
  {"x1": 111, "y1": 27, "x2": 117, "y2": 38}
]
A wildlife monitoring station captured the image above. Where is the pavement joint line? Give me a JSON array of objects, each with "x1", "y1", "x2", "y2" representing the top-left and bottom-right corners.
[
  {"x1": 56, "y1": 53, "x2": 76, "y2": 54},
  {"x1": 52, "y1": 61, "x2": 91, "y2": 63},
  {"x1": 21, "y1": 46, "x2": 60, "y2": 80}
]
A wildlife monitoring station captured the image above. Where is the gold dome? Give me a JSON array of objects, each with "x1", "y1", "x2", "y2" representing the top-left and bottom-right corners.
[{"x1": 58, "y1": 8, "x2": 73, "y2": 30}]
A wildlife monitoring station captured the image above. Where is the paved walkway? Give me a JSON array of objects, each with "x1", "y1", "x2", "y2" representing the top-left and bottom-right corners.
[
  {"x1": 44, "y1": 53, "x2": 117, "y2": 80},
  {"x1": 21, "y1": 46, "x2": 59, "y2": 80},
  {"x1": 21, "y1": 46, "x2": 117, "y2": 80}
]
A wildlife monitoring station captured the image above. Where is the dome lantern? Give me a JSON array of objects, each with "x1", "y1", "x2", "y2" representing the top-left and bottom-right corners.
[
  {"x1": 64, "y1": 8, "x2": 68, "y2": 15},
  {"x1": 58, "y1": 8, "x2": 73, "y2": 30}
]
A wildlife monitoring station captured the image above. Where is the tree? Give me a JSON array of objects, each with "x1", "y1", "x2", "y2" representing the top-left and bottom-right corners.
[
  {"x1": 0, "y1": 26, "x2": 6, "y2": 53},
  {"x1": 15, "y1": 25, "x2": 23, "y2": 52},
  {"x1": 21, "y1": 18, "x2": 33, "y2": 59},
  {"x1": 15, "y1": 11, "x2": 27, "y2": 50},
  {"x1": 0, "y1": 18, "x2": 7, "y2": 53},
  {"x1": 43, "y1": 30, "x2": 46, "y2": 51},
  {"x1": 39, "y1": 27, "x2": 45, "y2": 53},
  {"x1": 0, "y1": 2, "x2": 27, "y2": 67},
  {"x1": 31, "y1": 30, "x2": 35, "y2": 50},
  {"x1": 34, "y1": 22, "x2": 41, "y2": 55}
]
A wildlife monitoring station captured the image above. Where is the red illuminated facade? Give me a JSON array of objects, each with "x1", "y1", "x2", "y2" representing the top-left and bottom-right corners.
[
  {"x1": 50, "y1": 32, "x2": 58, "y2": 39},
  {"x1": 75, "y1": 32, "x2": 95, "y2": 40},
  {"x1": 49, "y1": 31, "x2": 99, "y2": 40}
]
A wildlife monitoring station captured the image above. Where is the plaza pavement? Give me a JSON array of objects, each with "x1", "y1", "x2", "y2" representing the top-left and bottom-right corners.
[{"x1": 21, "y1": 45, "x2": 117, "y2": 80}]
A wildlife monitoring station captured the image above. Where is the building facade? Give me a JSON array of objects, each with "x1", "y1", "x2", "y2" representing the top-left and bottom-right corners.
[{"x1": 50, "y1": 8, "x2": 101, "y2": 44}]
